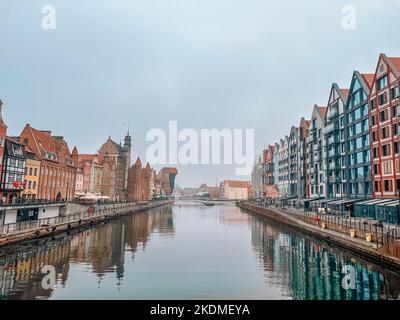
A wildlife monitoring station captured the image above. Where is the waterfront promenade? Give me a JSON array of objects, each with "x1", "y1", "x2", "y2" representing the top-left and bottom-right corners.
[
  {"x1": 0, "y1": 200, "x2": 172, "y2": 247},
  {"x1": 238, "y1": 201, "x2": 400, "y2": 272}
]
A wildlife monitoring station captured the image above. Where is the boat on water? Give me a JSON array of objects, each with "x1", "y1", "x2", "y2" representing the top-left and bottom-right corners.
[{"x1": 204, "y1": 200, "x2": 215, "y2": 206}]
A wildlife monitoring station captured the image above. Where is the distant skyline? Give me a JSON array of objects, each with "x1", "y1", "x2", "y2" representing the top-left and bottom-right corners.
[{"x1": 1, "y1": 0, "x2": 400, "y2": 188}]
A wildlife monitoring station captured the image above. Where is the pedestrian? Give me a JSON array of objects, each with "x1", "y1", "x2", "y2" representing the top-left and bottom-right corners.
[{"x1": 314, "y1": 212, "x2": 319, "y2": 226}]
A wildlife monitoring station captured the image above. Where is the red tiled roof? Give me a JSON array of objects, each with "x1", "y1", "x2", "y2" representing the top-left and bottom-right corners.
[
  {"x1": 388, "y1": 57, "x2": 400, "y2": 73},
  {"x1": 161, "y1": 167, "x2": 178, "y2": 174},
  {"x1": 224, "y1": 180, "x2": 250, "y2": 188},
  {"x1": 340, "y1": 88, "x2": 350, "y2": 100},
  {"x1": 318, "y1": 106, "x2": 327, "y2": 118},
  {"x1": 79, "y1": 154, "x2": 97, "y2": 162},
  {"x1": 361, "y1": 73, "x2": 374, "y2": 88},
  {"x1": 29, "y1": 126, "x2": 58, "y2": 155}
]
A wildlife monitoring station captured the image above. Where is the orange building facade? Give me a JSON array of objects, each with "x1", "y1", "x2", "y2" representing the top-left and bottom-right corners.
[{"x1": 19, "y1": 124, "x2": 77, "y2": 201}]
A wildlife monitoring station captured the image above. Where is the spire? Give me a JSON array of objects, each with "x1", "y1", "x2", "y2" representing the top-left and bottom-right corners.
[
  {"x1": 72, "y1": 146, "x2": 78, "y2": 156},
  {"x1": 124, "y1": 129, "x2": 132, "y2": 148},
  {"x1": 134, "y1": 156, "x2": 142, "y2": 167},
  {"x1": 145, "y1": 162, "x2": 151, "y2": 171}
]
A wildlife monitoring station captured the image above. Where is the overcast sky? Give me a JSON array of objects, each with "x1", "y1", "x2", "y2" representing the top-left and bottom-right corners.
[{"x1": 0, "y1": 0, "x2": 399, "y2": 188}]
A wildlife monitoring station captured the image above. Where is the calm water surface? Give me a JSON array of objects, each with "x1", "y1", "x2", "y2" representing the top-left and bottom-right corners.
[{"x1": 1, "y1": 201, "x2": 400, "y2": 300}]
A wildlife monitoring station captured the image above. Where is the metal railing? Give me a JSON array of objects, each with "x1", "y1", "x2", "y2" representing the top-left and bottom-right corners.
[
  {"x1": 241, "y1": 202, "x2": 400, "y2": 250},
  {"x1": 0, "y1": 198, "x2": 67, "y2": 207},
  {"x1": 0, "y1": 200, "x2": 170, "y2": 236}
]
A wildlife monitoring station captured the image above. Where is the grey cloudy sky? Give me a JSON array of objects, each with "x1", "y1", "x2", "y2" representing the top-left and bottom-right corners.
[{"x1": 0, "y1": 0, "x2": 399, "y2": 188}]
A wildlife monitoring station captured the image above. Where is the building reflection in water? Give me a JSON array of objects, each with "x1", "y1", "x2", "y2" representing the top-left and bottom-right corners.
[
  {"x1": 0, "y1": 206, "x2": 174, "y2": 300},
  {"x1": 251, "y1": 214, "x2": 400, "y2": 300}
]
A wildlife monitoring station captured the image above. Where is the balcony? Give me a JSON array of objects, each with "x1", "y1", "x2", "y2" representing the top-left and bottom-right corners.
[
  {"x1": 322, "y1": 121, "x2": 339, "y2": 134},
  {"x1": 328, "y1": 149, "x2": 337, "y2": 157},
  {"x1": 329, "y1": 176, "x2": 341, "y2": 183},
  {"x1": 327, "y1": 135, "x2": 339, "y2": 145},
  {"x1": 328, "y1": 162, "x2": 339, "y2": 170}
]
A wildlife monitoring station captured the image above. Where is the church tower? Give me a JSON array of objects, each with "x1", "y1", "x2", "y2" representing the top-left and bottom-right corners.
[{"x1": 123, "y1": 130, "x2": 132, "y2": 190}]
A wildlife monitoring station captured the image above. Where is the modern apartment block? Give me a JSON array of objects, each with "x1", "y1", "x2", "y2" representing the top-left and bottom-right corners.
[
  {"x1": 307, "y1": 105, "x2": 327, "y2": 198},
  {"x1": 273, "y1": 143, "x2": 280, "y2": 196},
  {"x1": 369, "y1": 54, "x2": 400, "y2": 198},
  {"x1": 345, "y1": 71, "x2": 374, "y2": 198},
  {"x1": 278, "y1": 136, "x2": 290, "y2": 198},
  {"x1": 263, "y1": 145, "x2": 278, "y2": 198},
  {"x1": 251, "y1": 153, "x2": 263, "y2": 198},
  {"x1": 288, "y1": 126, "x2": 298, "y2": 197},
  {"x1": 297, "y1": 117, "x2": 310, "y2": 198},
  {"x1": 323, "y1": 84, "x2": 348, "y2": 198}
]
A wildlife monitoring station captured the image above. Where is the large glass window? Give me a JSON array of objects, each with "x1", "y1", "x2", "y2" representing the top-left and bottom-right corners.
[
  {"x1": 355, "y1": 136, "x2": 363, "y2": 149},
  {"x1": 355, "y1": 152, "x2": 363, "y2": 164},
  {"x1": 353, "y1": 107, "x2": 361, "y2": 120},
  {"x1": 354, "y1": 122, "x2": 362, "y2": 135},
  {"x1": 377, "y1": 75, "x2": 388, "y2": 91},
  {"x1": 356, "y1": 167, "x2": 363, "y2": 179}
]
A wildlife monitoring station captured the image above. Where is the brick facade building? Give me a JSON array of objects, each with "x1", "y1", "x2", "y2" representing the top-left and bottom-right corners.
[{"x1": 19, "y1": 124, "x2": 77, "y2": 201}]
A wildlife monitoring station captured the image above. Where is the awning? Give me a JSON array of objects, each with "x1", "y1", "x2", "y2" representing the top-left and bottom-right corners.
[
  {"x1": 355, "y1": 198, "x2": 395, "y2": 206},
  {"x1": 377, "y1": 200, "x2": 400, "y2": 207},
  {"x1": 329, "y1": 198, "x2": 362, "y2": 205}
]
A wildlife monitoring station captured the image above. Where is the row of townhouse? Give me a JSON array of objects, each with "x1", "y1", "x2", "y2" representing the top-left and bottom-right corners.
[
  {"x1": 254, "y1": 53, "x2": 400, "y2": 220},
  {"x1": 0, "y1": 100, "x2": 178, "y2": 228}
]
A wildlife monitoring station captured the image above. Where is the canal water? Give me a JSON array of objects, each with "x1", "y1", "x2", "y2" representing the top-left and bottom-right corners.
[{"x1": 0, "y1": 201, "x2": 399, "y2": 300}]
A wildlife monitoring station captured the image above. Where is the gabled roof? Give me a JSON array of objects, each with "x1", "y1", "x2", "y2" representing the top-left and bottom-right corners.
[
  {"x1": 361, "y1": 73, "x2": 374, "y2": 88},
  {"x1": 224, "y1": 180, "x2": 250, "y2": 188},
  {"x1": 387, "y1": 56, "x2": 400, "y2": 73},
  {"x1": 21, "y1": 124, "x2": 73, "y2": 162},
  {"x1": 318, "y1": 106, "x2": 327, "y2": 118},
  {"x1": 161, "y1": 167, "x2": 178, "y2": 174},
  {"x1": 340, "y1": 88, "x2": 350, "y2": 100}
]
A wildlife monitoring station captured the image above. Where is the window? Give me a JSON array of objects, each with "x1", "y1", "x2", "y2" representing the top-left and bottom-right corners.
[
  {"x1": 382, "y1": 144, "x2": 391, "y2": 156},
  {"x1": 372, "y1": 131, "x2": 377, "y2": 142},
  {"x1": 373, "y1": 147, "x2": 379, "y2": 158},
  {"x1": 373, "y1": 164, "x2": 379, "y2": 175},
  {"x1": 383, "y1": 179, "x2": 393, "y2": 192},
  {"x1": 395, "y1": 142, "x2": 400, "y2": 154},
  {"x1": 371, "y1": 115, "x2": 376, "y2": 126},
  {"x1": 353, "y1": 107, "x2": 361, "y2": 120},
  {"x1": 391, "y1": 86, "x2": 400, "y2": 100},
  {"x1": 377, "y1": 75, "x2": 388, "y2": 90},
  {"x1": 380, "y1": 109, "x2": 388, "y2": 122},
  {"x1": 383, "y1": 161, "x2": 392, "y2": 174},
  {"x1": 374, "y1": 181, "x2": 380, "y2": 192},
  {"x1": 355, "y1": 137, "x2": 363, "y2": 149},
  {"x1": 379, "y1": 92, "x2": 388, "y2": 106},
  {"x1": 364, "y1": 150, "x2": 370, "y2": 162},
  {"x1": 354, "y1": 122, "x2": 362, "y2": 135},
  {"x1": 381, "y1": 126, "x2": 390, "y2": 139},
  {"x1": 370, "y1": 98, "x2": 376, "y2": 110}
]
